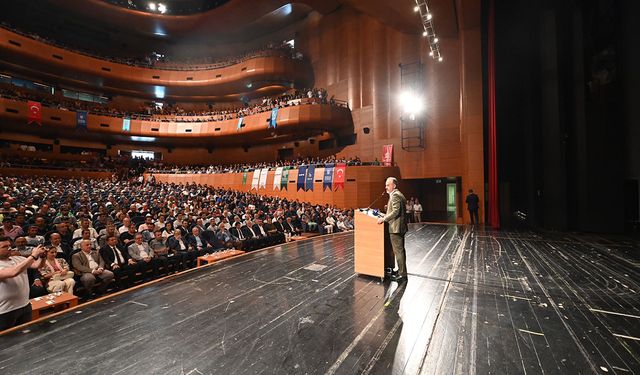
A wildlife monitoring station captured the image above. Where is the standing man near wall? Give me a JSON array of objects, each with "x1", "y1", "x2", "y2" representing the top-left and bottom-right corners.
[
  {"x1": 466, "y1": 189, "x2": 480, "y2": 225},
  {"x1": 377, "y1": 177, "x2": 408, "y2": 282}
]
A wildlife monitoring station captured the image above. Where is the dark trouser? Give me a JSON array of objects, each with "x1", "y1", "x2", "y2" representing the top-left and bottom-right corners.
[
  {"x1": 469, "y1": 209, "x2": 479, "y2": 224},
  {"x1": 389, "y1": 233, "x2": 407, "y2": 276},
  {"x1": 0, "y1": 304, "x2": 32, "y2": 331}
]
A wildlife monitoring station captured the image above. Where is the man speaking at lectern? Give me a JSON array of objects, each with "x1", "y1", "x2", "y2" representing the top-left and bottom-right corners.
[{"x1": 377, "y1": 177, "x2": 408, "y2": 282}]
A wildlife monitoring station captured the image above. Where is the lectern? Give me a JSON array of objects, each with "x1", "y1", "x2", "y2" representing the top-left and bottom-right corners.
[{"x1": 354, "y1": 210, "x2": 394, "y2": 279}]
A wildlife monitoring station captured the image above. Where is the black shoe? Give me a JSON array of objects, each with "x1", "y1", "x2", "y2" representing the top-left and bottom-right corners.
[{"x1": 390, "y1": 274, "x2": 406, "y2": 282}]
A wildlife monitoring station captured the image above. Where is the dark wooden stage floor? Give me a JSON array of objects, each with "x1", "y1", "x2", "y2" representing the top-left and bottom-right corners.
[{"x1": 1, "y1": 224, "x2": 639, "y2": 374}]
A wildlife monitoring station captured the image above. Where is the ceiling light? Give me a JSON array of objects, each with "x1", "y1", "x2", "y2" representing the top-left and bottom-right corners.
[
  {"x1": 422, "y1": 31, "x2": 428, "y2": 37},
  {"x1": 157, "y1": 3, "x2": 167, "y2": 13},
  {"x1": 148, "y1": 2, "x2": 156, "y2": 11},
  {"x1": 429, "y1": 51, "x2": 434, "y2": 57},
  {"x1": 433, "y1": 37, "x2": 439, "y2": 43},
  {"x1": 438, "y1": 56, "x2": 443, "y2": 62},
  {"x1": 414, "y1": 6, "x2": 420, "y2": 12},
  {"x1": 426, "y1": 13, "x2": 432, "y2": 20}
]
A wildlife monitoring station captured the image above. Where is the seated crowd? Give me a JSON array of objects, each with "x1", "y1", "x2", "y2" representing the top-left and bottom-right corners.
[
  {"x1": 1, "y1": 21, "x2": 301, "y2": 70},
  {"x1": 0, "y1": 176, "x2": 354, "y2": 301},
  {"x1": 0, "y1": 85, "x2": 341, "y2": 123}
]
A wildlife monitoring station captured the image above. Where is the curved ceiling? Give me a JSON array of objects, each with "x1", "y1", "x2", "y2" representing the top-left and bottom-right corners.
[{"x1": 0, "y1": 0, "x2": 440, "y2": 59}]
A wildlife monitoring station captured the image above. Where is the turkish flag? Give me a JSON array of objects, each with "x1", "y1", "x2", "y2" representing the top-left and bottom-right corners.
[
  {"x1": 27, "y1": 101, "x2": 42, "y2": 125},
  {"x1": 382, "y1": 144, "x2": 393, "y2": 166},
  {"x1": 333, "y1": 163, "x2": 346, "y2": 191}
]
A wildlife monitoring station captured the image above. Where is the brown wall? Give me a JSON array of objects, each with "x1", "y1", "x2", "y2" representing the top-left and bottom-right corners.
[
  {"x1": 295, "y1": 3, "x2": 484, "y2": 222},
  {"x1": 147, "y1": 166, "x2": 399, "y2": 210}
]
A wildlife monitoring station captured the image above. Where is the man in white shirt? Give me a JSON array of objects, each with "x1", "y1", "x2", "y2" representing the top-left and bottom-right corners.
[
  {"x1": 72, "y1": 219, "x2": 98, "y2": 240},
  {"x1": 413, "y1": 200, "x2": 423, "y2": 223},
  {"x1": 0, "y1": 237, "x2": 45, "y2": 330}
]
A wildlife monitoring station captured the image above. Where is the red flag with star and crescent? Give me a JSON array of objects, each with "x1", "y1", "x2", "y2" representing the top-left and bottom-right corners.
[
  {"x1": 27, "y1": 101, "x2": 42, "y2": 125},
  {"x1": 333, "y1": 163, "x2": 346, "y2": 191}
]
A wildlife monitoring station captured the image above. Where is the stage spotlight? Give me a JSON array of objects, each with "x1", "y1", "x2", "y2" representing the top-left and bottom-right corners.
[
  {"x1": 426, "y1": 13, "x2": 432, "y2": 20},
  {"x1": 399, "y1": 91, "x2": 425, "y2": 116},
  {"x1": 433, "y1": 37, "x2": 439, "y2": 43},
  {"x1": 414, "y1": 6, "x2": 420, "y2": 12},
  {"x1": 422, "y1": 30, "x2": 428, "y2": 37},
  {"x1": 148, "y1": 2, "x2": 156, "y2": 11},
  {"x1": 158, "y1": 3, "x2": 167, "y2": 13},
  {"x1": 438, "y1": 56, "x2": 443, "y2": 62}
]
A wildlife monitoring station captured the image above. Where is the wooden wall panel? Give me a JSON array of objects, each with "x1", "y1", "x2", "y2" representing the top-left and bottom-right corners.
[{"x1": 295, "y1": 4, "x2": 484, "y2": 222}]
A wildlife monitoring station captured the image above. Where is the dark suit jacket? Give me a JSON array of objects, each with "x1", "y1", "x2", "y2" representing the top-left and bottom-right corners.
[
  {"x1": 283, "y1": 222, "x2": 299, "y2": 233},
  {"x1": 230, "y1": 227, "x2": 246, "y2": 240},
  {"x1": 252, "y1": 224, "x2": 268, "y2": 237},
  {"x1": 243, "y1": 226, "x2": 258, "y2": 238},
  {"x1": 465, "y1": 193, "x2": 479, "y2": 210},
  {"x1": 185, "y1": 234, "x2": 207, "y2": 251},
  {"x1": 99, "y1": 244, "x2": 129, "y2": 269},
  {"x1": 168, "y1": 236, "x2": 188, "y2": 252},
  {"x1": 273, "y1": 222, "x2": 285, "y2": 233}
]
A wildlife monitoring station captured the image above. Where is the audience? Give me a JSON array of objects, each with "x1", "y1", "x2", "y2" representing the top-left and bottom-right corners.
[
  {"x1": 0, "y1": 175, "x2": 354, "y2": 305},
  {"x1": 39, "y1": 247, "x2": 75, "y2": 294},
  {"x1": 0, "y1": 85, "x2": 342, "y2": 123}
]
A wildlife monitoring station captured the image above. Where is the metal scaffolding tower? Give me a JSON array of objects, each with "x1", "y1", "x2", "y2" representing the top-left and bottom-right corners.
[{"x1": 399, "y1": 62, "x2": 425, "y2": 151}]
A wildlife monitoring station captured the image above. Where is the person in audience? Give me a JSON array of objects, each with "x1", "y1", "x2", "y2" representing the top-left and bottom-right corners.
[
  {"x1": 53, "y1": 204, "x2": 76, "y2": 226},
  {"x1": 99, "y1": 235, "x2": 136, "y2": 289},
  {"x1": 33, "y1": 216, "x2": 49, "y2": 236},
  {"x1": 2, "y1": 217, "x2": 23, "y2": 242},
  {"x1": 284, "y1": 217, "x2": 302, "y2": 235},
  {"x1": 185, "y1": 226, "x2": 208, "y2": 256},
  {"x1": 72, "y1": 218, "x2": 98, "y2": 240},
  {"x1": 127, "y1": 233, "x2": 159, "y2": 279},
  {"x1": 118, "y1": 217, "x2": 132, "y2": 234},
  {"x1": 168, "y1": 229, "x2": 193, "y2": 269},
  {"x1": 48, "y1": 233, "x2": 72, "y2": 261},
  {"x1": 120, "y1": 223, "x2": 138, "y2": 248},
  {"x1": 162, "y1": 221, "x2": 174, "y2": 239},
  {"x1": 73, "y1": 229, "x2": 98, "y2": 252},
  {"x1": 150, "y1": 229, "x2": 178, "y2": 274},
  {"x1": 55, "y1": 223, "x2": 73, "y2": 246},
  {"x1": 273, "y1": 217, "x2": 285, "y2": 233},
  {"x1": 25, "y1": 226, "x2": 45, "y2": 248},
  {"x1": 71, "y1": 239, "x2": 114, "y2": 296},
  {"x1": 0, "y1": 238, "x2": 45, "y2": 331},
  {"x1": 39, "y1": 247, "x2": 75, "y2": 294},
  {"x1": 13, "y1": 237, "x2": 31, "y2": 257},
  {"x1": 216, "y1": 223, "x2": 238, "y2": 250},
  {"x1": 98, "y1": 223, "x2": 118, "y2": 248}
]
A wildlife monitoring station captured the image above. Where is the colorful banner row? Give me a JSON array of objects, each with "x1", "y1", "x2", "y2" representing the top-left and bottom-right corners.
[{"x1": 245, "y1": 164, "x2": 346, "y2": 191}]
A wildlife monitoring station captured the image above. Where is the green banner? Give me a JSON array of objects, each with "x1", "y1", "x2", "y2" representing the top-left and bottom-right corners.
[{"x1": 281, "y1": 167, "x2": 289, "y2": 190}]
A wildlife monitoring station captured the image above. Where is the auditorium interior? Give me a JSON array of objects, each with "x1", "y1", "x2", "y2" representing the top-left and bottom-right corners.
[{"x1": 0, "y1": 0, "x2": 638, "y2": 374}]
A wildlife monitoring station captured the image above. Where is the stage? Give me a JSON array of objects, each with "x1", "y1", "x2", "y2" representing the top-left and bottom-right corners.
[{"x1": 1, "y1": 224, "x2": 639, "y2": 374}]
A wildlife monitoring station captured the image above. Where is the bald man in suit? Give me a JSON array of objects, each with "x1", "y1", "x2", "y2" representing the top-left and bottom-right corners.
[{"x1": 377, "y1": 177, "x2": 408, "y2": 282}]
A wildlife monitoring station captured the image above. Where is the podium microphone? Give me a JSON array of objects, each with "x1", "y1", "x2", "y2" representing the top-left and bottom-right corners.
[{"x1": 361, "y1": 191, "x2": 386, "y2": 213}]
